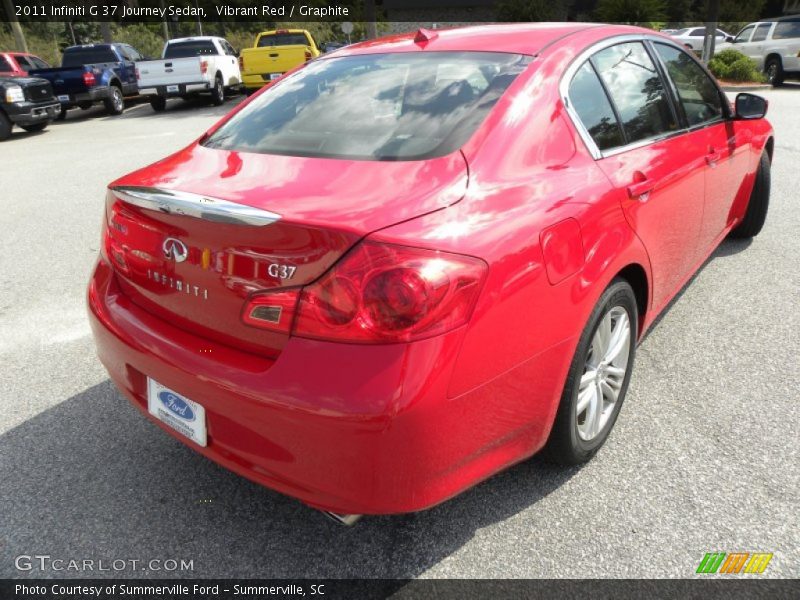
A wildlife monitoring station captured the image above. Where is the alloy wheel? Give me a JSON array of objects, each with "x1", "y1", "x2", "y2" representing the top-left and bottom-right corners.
[{"x1": 576, "y1": 306, "x2": 631, "y2": 441}]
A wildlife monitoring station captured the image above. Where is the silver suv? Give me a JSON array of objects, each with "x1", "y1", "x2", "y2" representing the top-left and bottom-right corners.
[{"x1": 718, "y1": 15, "x2": 800, "y2": 85}]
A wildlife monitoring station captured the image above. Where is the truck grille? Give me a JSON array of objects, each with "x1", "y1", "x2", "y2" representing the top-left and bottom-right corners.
[{"x1": 25, "y1": 82, "x2": 54, "y2": 102}]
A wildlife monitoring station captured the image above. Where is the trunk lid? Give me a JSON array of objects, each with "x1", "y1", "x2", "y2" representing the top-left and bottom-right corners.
[
  {"x1": 105, "y1": 144, "x2": 467, "y2": 356},
  {"x1": 137, "y1": 57, "x2": 204, "y2": 87}
]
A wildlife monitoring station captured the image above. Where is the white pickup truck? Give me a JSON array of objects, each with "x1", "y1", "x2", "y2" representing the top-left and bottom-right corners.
[{"x1": 136, "y1": 36, "x2": 242, "y2": 111}]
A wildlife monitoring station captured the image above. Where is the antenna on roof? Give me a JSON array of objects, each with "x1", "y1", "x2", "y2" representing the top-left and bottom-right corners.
[{"x1": 414, "y1": 28, "x2": 438, "y2": 45}]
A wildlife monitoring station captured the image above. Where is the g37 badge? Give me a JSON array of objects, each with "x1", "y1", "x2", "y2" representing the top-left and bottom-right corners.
[{"x1": 268, "y1": 263, "x2": 297, "y2": 280}]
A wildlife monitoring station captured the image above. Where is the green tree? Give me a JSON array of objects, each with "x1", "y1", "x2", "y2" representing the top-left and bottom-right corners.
[
  {"x1": 595, "y1": 0, "x2": 667, "y2": 22},
  {"x1": 496, "y1": 0, "x2": 568, "y2": 21}
]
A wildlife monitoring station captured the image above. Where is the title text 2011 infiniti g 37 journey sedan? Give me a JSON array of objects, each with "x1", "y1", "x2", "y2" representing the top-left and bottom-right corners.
[{"x1": 88, "y1": 24, "x2": 773, "y2": 521}]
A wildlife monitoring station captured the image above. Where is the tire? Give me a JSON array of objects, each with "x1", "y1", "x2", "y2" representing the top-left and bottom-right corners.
[
  {"x1": 21, "y1": 122, "x2": 47, "y2": 133},
  {"x1": 543, "y1": 279, "x2": 638, "y2": 465},
  {"x1": 765, "y1": 57, "x2": 784, "y2": 86},
  {"x1": 210, "y1": 75, "x2": 224, "y2": 106},
  {"x1": 149, "y1": 96, "x2": 167, "y2": 112},
  {"x1": 730, "y1": 152, "x2": 771, "y2": 239},
  {"x1": 56, "y1": 107, "x2": 67, "y2": 121},
  {"x1": 0, "y1": 111, "x2": 12, "y2": 141},
  {"x1": 104, "y1": 86, "x2": 125, "y2": 115}
]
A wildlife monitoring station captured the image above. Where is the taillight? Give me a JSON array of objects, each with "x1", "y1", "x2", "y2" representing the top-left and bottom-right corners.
[
  {"x1": 200, "y1": 59, "x2": 208, "y2": 75},
  {"x1": 291, "y1": 242, "x2": 487, "y2": 343},
  {"x1": 238, "y1": 56, "x2": 244, "y2": 70},
  {"x1": 83, "y1": 70, "x2": 96, "y2": 87},
  {"x1": 135, "y1": 67, "x2": 140, "y2": 81},
  {"x1": 304, "y1": 50, "x2": 312, "y2": 62}
]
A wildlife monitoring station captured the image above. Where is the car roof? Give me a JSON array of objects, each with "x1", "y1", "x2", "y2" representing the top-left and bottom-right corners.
[
  {"x1": 333, "y1": 23, "x2": 607, "y2": 57},
  {"x1": 168, "y1": 36, "x2": 221, "y2": 43}
]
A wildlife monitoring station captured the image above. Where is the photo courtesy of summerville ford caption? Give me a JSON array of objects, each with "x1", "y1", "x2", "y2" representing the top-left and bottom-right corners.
[{"x1": 87, "y1": 24, "x2": 773, "y2": 524}]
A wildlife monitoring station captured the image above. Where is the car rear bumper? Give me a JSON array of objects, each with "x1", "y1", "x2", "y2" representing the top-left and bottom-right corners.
[
  {"x1": 242, "y1": 73, "x2": 279, "y2": 89},
  {"x1": 58, "y1": 86, "x2": 113, "y2": 108},
  {"x1": 139, "y1": 82, "x2": 210, "y2": 97},
  {"x1": 6, "y1": 100, "x2": 60, "y2": 125},
  {"x1": 88, "y1": 259, "x2": 563, "y2": 514}
]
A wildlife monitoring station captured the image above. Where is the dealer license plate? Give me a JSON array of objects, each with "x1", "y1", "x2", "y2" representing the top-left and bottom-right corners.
[
  {"x1": 166, "y1": 85, "x2": 179, "y2": 93},
  {"x1": 147, "y1": 378, "x2": 207, "y2": 446},
  {"x1": 57, "y1": 95, "x2": 69, "y2": 102}
]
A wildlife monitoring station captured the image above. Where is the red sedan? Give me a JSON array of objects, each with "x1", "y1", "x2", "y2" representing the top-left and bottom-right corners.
[{"x1": 88, "y1": 24, "x2": 773, "y2": 522}]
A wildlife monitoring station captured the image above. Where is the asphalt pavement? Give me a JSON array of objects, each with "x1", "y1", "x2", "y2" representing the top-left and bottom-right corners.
[{"x1": 1, "y1": 88, "x2": 798, "y2": 579}]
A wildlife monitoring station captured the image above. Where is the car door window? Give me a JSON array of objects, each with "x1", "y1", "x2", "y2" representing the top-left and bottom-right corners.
[
  {"x1": 773, "y1": 20, "x2": 800, "y2": 39},
  {"x1": 733, "y1": 25, "x2": 754, "y2": 43},
  {"x1": 222, "y1": 41, "x2": 236, "y2": 56},
  {"x1": 567, "y1": 61, "x2": 625, "y2": 151},
  {"x1": 0, "y1": 55, "x2": 14, "y2": 73},
  {"x1": 123, "y1": 45, "x2": 142, "y2": 61},
  {"x1": 689, "y1": 28, "x2": 704, "y2": 37},
  {"x1": 751, "y1": 24, "x2": 770, "y2": 42},
  {"x1": 591, "y1": 42, "x2": 678, "y2": 145},
  {"x1": 29, "y1": 56, "x2": 49, "y2": 69},
  {"x1": 654, "y1": 43, "x2": 723, "y2": 127}
]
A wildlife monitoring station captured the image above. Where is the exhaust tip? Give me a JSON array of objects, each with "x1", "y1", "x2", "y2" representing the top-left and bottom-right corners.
[{"x1": 322, "y1": 511, "x2": 362, "y2": 526}]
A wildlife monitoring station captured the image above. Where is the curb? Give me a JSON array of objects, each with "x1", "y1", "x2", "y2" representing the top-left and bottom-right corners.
[{"x1": 721, "y1": 84, "x2": 772, "y2": 92}]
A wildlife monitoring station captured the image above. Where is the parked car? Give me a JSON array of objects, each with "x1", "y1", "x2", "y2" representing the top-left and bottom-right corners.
[
  {"x1": 29, "y1": 43, "x2": 142, "y2": 118},
  {"x1": 716, "y1": 15, "x2": 800, "y2": 85},
  {"x1": 670, "y1": 26, "x2": 732, "y2": 52},
  {"x1": 0, "y1": 51, "x2": 51, "y2": 77},
  {"x1": 240, "y1": 29, "x2": 320, "y2": 94},
  {"x1": 0, "y1": 75, "x2": 60, "y2": 140},
  {"x1": 88, "y1": 24, "x2": 773, "y2": 522},
  {"x1": 321, "y1": 41, "x2": 347, "y2": 53},
  {"x1": 137, "y1": 37, "x2": 241, "y2": 111}
]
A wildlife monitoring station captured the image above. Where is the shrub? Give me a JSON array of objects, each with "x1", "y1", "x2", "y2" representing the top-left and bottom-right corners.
[{"x1": 708, "y1": 48, "x2": 766, "y2": 83}]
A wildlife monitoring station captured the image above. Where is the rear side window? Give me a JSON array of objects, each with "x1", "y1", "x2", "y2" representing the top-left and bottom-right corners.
[
  {"x1": 12, "y1": 54, "x2": 33, "y2": 71},
  {"x1": 204, "y1": 52, "x2": 529, "y2": 161},
  {"x1": 751, "y1": 23, "x2": 771, "y2": 42},
  {"x1": 591, "y1": 42, "x2": 677, "y2": 145},
  {"x1": 0, "y1": 55, "x2": 14, "y2": 73},
  {"x1": 567, "y1": 61, "x2": 625, "y2": 151},
  {"x1": 29, "y1": 56, "x2": 49, "y2": 69},
  {"x1": 258, "y1": 33, "x2": 310, "y2": 47},
  {"x1": 654, "y1": 43, "x2": 723, "y2": 127},
  {"x1": 773, "y1": 20, "x2": 800, "y2": 40},
  {"x1": 62, "y1": 47, "x2": 118, "y2": 67},
  {"x1": 164, "y1": 41, "x2": 217, "y2": 59}
]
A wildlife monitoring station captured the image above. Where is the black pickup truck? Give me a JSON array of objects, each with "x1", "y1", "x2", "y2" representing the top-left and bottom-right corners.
[
  {"x1": 29, "y1": 43, "x2": 143, "y2": 118},
  {"x1": 0, "y1": 76, "x2": 60, "y2": 140}
]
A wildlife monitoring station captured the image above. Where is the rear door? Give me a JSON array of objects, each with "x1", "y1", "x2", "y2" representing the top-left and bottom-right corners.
[
  {"x1": 651, "y1": 42, "x2": 748, "y2": 251},
  {"x1": 567, "y1": 41, "x2": 706, "y2": 311}
]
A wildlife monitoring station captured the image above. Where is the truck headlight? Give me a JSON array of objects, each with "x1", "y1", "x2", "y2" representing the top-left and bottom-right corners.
[{"x1": 5, "y1": 85, "x2": 25, "y2": 103}]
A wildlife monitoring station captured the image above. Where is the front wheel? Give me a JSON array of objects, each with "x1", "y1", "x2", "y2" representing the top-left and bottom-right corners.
[
  {"x1": 0, "y1": 111, "x2": 12, "y2": 141},
  {"x1": 21, "y1": 122, "x2": 48, "y2": 133},
  {"x1": 104, "y1": 86, "x2": 125, "y2": 115},
  {"x1": 543, "y1": 279, "x2": 638, "y2": 465},
  {"x1": 210, "y1": 75, "x2": 224, "y2": 106},
  {"x1": 730, "y1": 152, "x2": 771, "y2": 238}
]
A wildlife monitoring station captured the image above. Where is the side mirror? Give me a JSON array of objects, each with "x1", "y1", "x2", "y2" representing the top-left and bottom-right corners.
[
  {"x1": 735, "y1": 93, "x2": 768, "y2": 120},
  {"x1": 726, "y1": 35, "x2": 734, "y2": 42}
]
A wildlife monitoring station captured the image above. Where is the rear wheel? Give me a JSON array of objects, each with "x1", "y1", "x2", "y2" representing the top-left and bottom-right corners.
[
  {"x1": 210, "y1": 75, "x2": 224, "y2": 106},
  {"x1": 104, "y1": 86, "x2": 125, "y2": 115},
  {"x1": 765, "y1": 57, "x2": 784, "y2": 86},
  {"x1": 730, "y1": 152, "x2": 771, "y2": 238},
  {"x1": 149, "y1": 96, "x2": 167, "y2": 112},
  {"x1": 543, "y1": 279, "x2": 637, "y2": 465},
  {"x1": 0, "y1": 111, "x2": 12, "y2": 141},
  {"x1": 21, "y1": 122, "x2": 47, "y2": 133}
]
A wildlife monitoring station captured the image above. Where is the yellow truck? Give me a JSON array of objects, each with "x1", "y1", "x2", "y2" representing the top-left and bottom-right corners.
[{"x1": 240, "y1": 29, "x2": 321, "y2": 94}]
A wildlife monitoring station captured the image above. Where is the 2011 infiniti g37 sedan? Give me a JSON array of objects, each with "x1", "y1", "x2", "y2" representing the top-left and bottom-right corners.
[{"x1": 88, "y1": 24, "x2": 773, "y2": 521}]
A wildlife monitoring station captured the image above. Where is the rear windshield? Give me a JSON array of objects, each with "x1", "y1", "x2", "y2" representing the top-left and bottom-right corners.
[
  {"x1": 164, "y1": 41, "x2": 217, "y2": 59},
  {"x1": 62, "y1": 47, "x2": 117, "y2": 67},
  {"x1": 203, "y1": 52, "x2": 529, "y2": 161},
  {"x1": 258, "y1": 33, "x2": 310, "y2": 47}
]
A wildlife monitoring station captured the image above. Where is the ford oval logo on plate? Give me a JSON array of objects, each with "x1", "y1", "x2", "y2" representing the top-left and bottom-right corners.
[{"x1": 158, "y1": 390, "x2": 196, "y2": 422}]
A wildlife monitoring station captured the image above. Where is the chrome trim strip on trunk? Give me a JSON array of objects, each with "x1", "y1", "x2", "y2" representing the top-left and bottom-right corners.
[{"x1": 111, "y1": 186, "x2": 281, "y2": 227}]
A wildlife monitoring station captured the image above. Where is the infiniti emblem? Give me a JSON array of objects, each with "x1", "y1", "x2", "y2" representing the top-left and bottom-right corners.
[{"x1": 162, "y1": 237, "x2": 188, "y2": 263}]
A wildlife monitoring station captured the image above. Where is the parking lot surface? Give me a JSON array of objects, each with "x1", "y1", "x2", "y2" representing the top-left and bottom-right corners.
[{"x1": 1, "y1": 90, "x2": 798, "y2": 578}]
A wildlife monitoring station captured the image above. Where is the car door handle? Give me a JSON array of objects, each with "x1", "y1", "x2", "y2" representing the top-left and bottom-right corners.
[
  {"x1": 627, "y1": 179, "x2": 654, "y2": 201},
  {"x1": 706, "y1": 149, "x2": 722, "y2": 166}
]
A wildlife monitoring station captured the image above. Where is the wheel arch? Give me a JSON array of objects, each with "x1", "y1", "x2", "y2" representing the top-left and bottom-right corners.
[
  {"x1": 765, "y1": 136, "x2": 774, "y2": 162},
  {"x1": 614, "y1": 263, "x2": 649, "y2": 337},
  {"x1": 765, "y1": 52, "x2": 782, "y2": 67}
]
